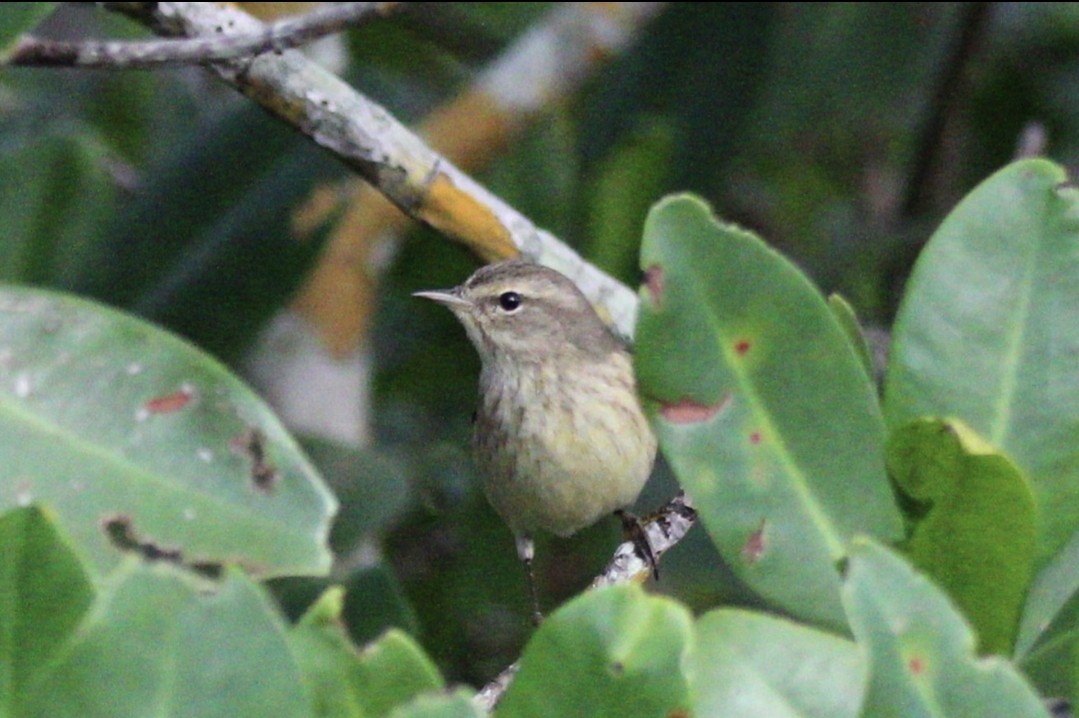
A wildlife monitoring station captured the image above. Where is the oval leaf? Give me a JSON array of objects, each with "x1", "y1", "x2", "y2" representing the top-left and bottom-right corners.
[
  {"x1": 887, "y1": 418, "x2": 1037, "y2": 654},
  {"x1": 687, "y1": 609, "x2": 865, "y2": 718},
  {"x1": 635, "y1": 194, "x2": 902, "y2": 629},
  {"x1": 0, "y1": 505, "x2": 93, "y2": 716},
  {"x1": 842, "y1": 539, "x2": 1050, "y2": 718},
  {"x1": 0, "y1": 285, "x2": 336, "y2": 578},
  {"x1": 497, "y1": 584, "x2": 692, "y2": 718},
  {"x1": 22, "y1": 564, "x2": 311, "y2": 718},
  {"x1": 885, "y1": 159, "x2": 1079, "y2": 562}
]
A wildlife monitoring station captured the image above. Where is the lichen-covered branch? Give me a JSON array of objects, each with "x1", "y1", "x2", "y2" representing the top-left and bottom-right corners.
[
  {"x1": 108, "y1": 1, "x2": 644, "y2": 339},
  {"x1": 9, "y1": 3, "x2": 396, "y2": 68}
]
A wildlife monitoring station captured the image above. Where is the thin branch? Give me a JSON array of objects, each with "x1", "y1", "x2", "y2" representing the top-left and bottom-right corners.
[
  {"x1": 900, "y1": 2, "x2": 993, "y2": 218},
  {"x1": 106, "y1": 1, "x2": 643, "y2": 339},
  {"x1": 473, "y1": 492, "x2": 697, "y2": 713},
  {"x1": 6, "y1": 3, "x2": 399, "y2": 68}
]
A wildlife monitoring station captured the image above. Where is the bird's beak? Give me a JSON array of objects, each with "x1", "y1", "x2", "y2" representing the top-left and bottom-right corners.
[{"x1": 412, "y1": 287, "x2": 473, "y2": 310}]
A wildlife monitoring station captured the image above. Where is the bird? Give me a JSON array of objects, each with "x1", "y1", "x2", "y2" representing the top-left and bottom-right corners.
[{"x1": 414, "y1": 259, "x2": 657, "y2": 622}]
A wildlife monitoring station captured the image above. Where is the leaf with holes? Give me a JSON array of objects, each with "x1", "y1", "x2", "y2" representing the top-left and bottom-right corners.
[
  {"x1": 635, "y1": 194, "x2": 902, "y2": 630},
  {"x1": 884, "y1": 159, "x2": 1079, "y2": 564},
  {"x1": 0, "y1": 285, "x2": 336, "y2": 579},
  {"x1": 288, "y1": 588, "x2": 443, "y2": 718},
  {"x1": 496, "y1": 584, "x2": 692, "y2": 718},
  {"x1": 842, "y1": 538, "x2": 1049, "y2": 718}
]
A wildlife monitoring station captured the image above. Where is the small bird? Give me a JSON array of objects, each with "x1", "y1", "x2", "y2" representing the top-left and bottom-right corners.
[{"x1": 415, "y1": 259, "x2": 657, "y2": 622}]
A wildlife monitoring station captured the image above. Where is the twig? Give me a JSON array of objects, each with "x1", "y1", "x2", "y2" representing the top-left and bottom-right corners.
[
  {"x1": 104, "y1": 1, "x2": 642, "y2": 339},
  {"x1": 900, "y1": 2, "x2": 993, "y2": 218},
  {"x1": 472, "y1": 492, "x2": 697, "y2": 713},
  {"x1": 7, "y1": 3, "x2": 398, "y2": 68}
]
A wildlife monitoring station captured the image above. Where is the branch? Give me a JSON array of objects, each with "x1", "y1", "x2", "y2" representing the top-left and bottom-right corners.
[
  {"x1": 472, "y1": 491, "x2": 697, "y2": 713},
  {"x1": 106, "y1": 1, "x2": 643, "y2": 340},
  {"x1": 7, "y1": 3, "x2": 397, "y2": 68}
]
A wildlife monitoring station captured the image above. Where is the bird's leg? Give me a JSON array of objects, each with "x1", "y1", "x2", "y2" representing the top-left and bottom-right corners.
[
  {"x1": 516, "y1": 534, "x2": 543, "y2": 626},
  {"x1": 615, "y1": 509, "x2": 659, "y2": 580}
]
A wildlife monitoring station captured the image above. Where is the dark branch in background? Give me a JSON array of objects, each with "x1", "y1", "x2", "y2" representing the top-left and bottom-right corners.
[
  {"x1": 6, "y1": 2, "x2": 399, "y2": 68},
  {"x1": 901, "y1": 2, "x2": 993, "y2": 218}
]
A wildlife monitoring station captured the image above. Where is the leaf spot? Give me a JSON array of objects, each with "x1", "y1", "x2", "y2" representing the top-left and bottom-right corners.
[
  {"x1": 741, "y1": 520, "x2": 768, "y2": 564},
  {"x1": 735, "y1": 339, "x2": 751, "y2": 356},
  {"x1": 660, "y1": 395, "x2": 730, "y2": 424},
  {"x1": 145, "y1": 384, "x2": 196, "y2": 414},
  {"x1": 643, "y1": 264, "x2": 664, "y2": 307},
  {"x1": 609, "y1": 661, "x2": 625, "y2": 676}
]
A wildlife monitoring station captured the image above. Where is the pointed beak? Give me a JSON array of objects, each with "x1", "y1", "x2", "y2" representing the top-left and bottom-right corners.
[{"x1": 412, "y1": 288, "x2": 473, "y2": 310}]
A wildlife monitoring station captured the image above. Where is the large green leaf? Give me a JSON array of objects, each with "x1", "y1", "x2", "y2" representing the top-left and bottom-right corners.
[
  {"x1": 887, "y1": 418, "x2": 1037, "y2": 655},
  {"x1": 842, "y1": 539, "x2": 1049, "y2": 718},
  {"x1": 67, "y1": 105, "x2": 340, "y2": 360},
  {"x1": 686, "y1": 609, "x2": 865, "y2": 718},
  {"x1": 21, "y1": 563, "x2": 311, "y2": 718},
  {"x1": 884, "y1": 159, "x2": 1079, "y2": 562},
  {"x1": 0, "y1": 506, "x2": 94, "y2": 717},
  {"x1": 289, "y1": 588, "x2": 442, "y2": 718},
  {"x1": 0, "y1": 285, "x2": 336, "y2": 579},
  {"x1": 497, "y1": 584, "x2": 692, "y2": 718},
  {"x1": 635, "y1": 194, "x2": 902, "y2": 629}
]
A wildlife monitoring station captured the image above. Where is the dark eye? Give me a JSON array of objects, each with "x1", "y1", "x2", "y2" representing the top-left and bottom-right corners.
[{"x1": 498, "y1": 291, "x2": 522, "y2": 312}]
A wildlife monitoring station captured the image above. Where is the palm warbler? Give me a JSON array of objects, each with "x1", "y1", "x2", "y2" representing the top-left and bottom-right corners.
[{"x1": 415, "y1": 259, "x2": 657, "y2": 620}]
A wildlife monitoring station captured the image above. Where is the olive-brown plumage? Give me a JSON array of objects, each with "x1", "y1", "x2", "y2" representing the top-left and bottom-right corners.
[{"x1": 415, "y1": 259, "x2": 657, "y2": 619}]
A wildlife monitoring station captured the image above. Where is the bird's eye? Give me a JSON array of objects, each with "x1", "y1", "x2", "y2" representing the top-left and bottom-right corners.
[{"x1": 498, "y1": 291, "x2": 522, "y2": 312}]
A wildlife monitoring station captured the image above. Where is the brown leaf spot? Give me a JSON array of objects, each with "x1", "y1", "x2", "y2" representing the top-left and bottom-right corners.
[
  {"x1": 749, "y1": 431, "x2": 762, "y2": 445},
  {"x1": 741, "y1": 520, "x2": 767, "y2": 564},
  {"x1": 735, "y1": 339, "x2": 752, "y2": 356},
  {"x1": 230, "y1": 427, "x2": 279, "y2": 493},
  {"x1": 909, "y1": 656, "x2": 925, "y2": 675},
  {"x1": 643, "y1": 264, "x2": 664, "y2": 307},
  {"x1": 145, "y1": 385, "x2": 195, "y2": 414},
  {"x1": 609, "y1": 661, "x2": 625, "y2": 676},
  {"x1": 660, "y1": 395, "x2": 730, "y2": 424}
]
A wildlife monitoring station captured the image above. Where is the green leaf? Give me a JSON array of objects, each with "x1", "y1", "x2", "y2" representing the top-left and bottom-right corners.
[
  {"x1": 884, "y1": 159, "x2": 1079, "y2": 563},
  {"x1": 67, "y1": 105, "x2": 340, "y2": 360},
  {"x1": 289, "y1": 588, "x2": 442, "y2": 718},
  {"x1": 497, "y1": 584, "x2": 692, "y2": 718},
  {"x1": 687, "y1": 609, "x2": 865, "y2": 718},
  {"x1": 0, "y1": 285, "x2": 336, "y2": 579},
  {"x1": 1017, "y1": 529, "x2": 1079, "y2": 659},
  {"x1": 887, "y1": 418, "x2": 1036, "y2": 654},
  {"x1": 0, "y1": 4, "x2": 55, "y2": 59},
  {"x1": 22, "y1": 564, "x2": 311, "y2": 718},
  {"x1": 585, "y1": 119, "x2": 674, "y2": 284},
  {"x1": 841, "y1": 538, "x2": 1049, "y2": 718},
  {"x1": 387, "y1": 691, "x2": 481, "y2": 718},
  {"x1": 0, "y1": 132, "x2": 118, "y2": 286},
  {"x1": 635, "y1": 194, "x2": 902, "y2": 629},
  {"x1": 0, "y1": 506, "x2": 94, "y2": 716},
  {"x1": 828, "y1": 293, "x2": 875, "y2": 383}
]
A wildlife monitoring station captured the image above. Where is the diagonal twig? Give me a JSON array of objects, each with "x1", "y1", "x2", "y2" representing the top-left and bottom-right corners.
[{"x1": 6, "y1": 2, "x2": 399, "y2": 68}]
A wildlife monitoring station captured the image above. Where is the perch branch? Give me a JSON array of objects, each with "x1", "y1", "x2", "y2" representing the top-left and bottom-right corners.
[{"x1": 7, "y1": 3, "x2": 397, "y2": 68}]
